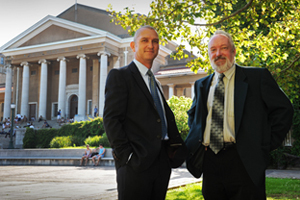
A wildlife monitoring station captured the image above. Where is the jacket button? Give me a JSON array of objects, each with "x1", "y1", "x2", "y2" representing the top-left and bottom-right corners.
[{"x1": 157, "y1": 119, "x2": 161, "y2": 122}]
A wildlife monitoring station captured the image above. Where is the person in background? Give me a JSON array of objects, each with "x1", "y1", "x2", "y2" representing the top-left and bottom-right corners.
[
  {"x1": 41, "y1": 120, "x2": 50, "y2": 128},
  {"x1": 57, "y1": 109, "x2": 61, "y2": 122},
  {"x1": 94, "y1": 106, "x2": 98, "y2": 117},
  {"x1": 185, "y1": 30, "x2": 294, "y2": 199},
  {"x1": 80, "y1": 144, "x2": 92, "y2": 166},
  {"x1": 91, "y1": 144, "x2": 106, "y2": 166}
]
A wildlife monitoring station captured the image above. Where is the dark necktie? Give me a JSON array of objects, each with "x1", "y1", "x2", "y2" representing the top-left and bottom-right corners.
[
  {"x1": 147, "y1": 70, "x2": 167, "y2": 139},
  {"x1": 210, "y1": 73, "x2": 225, "y2": 154}
]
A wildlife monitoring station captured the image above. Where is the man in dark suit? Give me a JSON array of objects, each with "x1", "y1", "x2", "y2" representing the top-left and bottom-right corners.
[
  {"x1": 185, "y1": 30, "x2": 294, "y2": 199},
  {"x1": 103, "y1": 25, "x2": 187, "y2": 200}
]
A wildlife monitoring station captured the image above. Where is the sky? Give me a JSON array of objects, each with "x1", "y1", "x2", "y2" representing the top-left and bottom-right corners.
[{"x1": 0, "y1": 0, "x2": 153, "y2": 47}]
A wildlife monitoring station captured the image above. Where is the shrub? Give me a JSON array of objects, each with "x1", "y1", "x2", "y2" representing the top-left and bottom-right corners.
[
  {"x1": 23, "y1": 117, "x2": 106, "y2": 148},
  {"x1": 50, "y1": 136, "x2": 72, "y2": 148},
  {"x1": 84, "y1": 135, "x2": 102, "y2": 147},
  {"x1": 23, "y1": 128, "x2": 37, "y2": 148},
  {"x1": 71, "y1": 135, "x2": 85, "y2": 146},
  {"x1": 167, "y1": 96, "x2": 193, "y2": 140},
  {"x1": 99, "y1": 133, "x2": 110, "y2": 148}
]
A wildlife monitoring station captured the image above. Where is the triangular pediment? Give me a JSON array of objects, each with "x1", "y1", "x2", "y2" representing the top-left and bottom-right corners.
[
  {"x1": 19, "y1": 25, "x2": 89, "y2": 48},
  {"x1": 0, "y1": 15, "x2": 108, "y2": 51}
]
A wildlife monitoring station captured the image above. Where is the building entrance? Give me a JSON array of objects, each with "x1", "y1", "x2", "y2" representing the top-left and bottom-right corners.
[
  {"x1": 29, "y1": 104, "x2": 36, "y2": 121},
  {"x1": 70, "y1": 95, "x2": 78, "y2": 119}
]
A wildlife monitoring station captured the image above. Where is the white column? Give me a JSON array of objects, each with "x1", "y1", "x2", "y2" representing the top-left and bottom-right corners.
[
  {"x1": 97, "y1": 51, "x2": 111, "y2": 117},
  {"x1": 20, "y1": 62, "x2": 30, "y2": 117},
  {"x1": 15, "y1": 67, "x2": 20, "y2": 115},
  {"x1": 167, "y1": 83, "x2": 174, "y2": 99},
  {"x1": 57, "y1": 57, "x2": 67, "y2": 119},
  {"x1": 76, "y1": 54, "x2": 87, "y2": 120},
  {"x1": 124, "y1": 50, "x2": 128, "y2": 65},
  {"x1": 38, "y1": 59, "x2": 48, "y2": 119},
  {"x1": 3, "y1": 65, "x2": 12, "y2": 120},
  {"x1": 190, "y1": 82, "x2": 195, "y2": 100}
]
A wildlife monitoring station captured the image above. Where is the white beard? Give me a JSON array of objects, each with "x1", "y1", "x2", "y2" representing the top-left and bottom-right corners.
[{"x1": 210, "y1": 56, "x2": 234, "y2": 73}]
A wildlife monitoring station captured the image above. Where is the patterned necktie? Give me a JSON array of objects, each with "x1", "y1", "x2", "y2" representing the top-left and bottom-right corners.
[
  {"x1": 147, "y1": 69, "x2": 167, "y2": 139},
  {"x1": 210, "y1": 73, "x2": 225, "y2": 154}
]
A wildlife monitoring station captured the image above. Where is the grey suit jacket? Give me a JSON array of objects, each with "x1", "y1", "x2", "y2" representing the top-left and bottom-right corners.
[{"x1": 185, "y1": 65, "x2": 294, "y2": 188}]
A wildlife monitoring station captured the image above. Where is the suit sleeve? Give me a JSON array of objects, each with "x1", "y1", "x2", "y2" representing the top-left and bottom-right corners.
[
  {"x1": 261, "y1": 69, "x2": 294, "y2": 151},
  {"x1": 103, "y1": 69, "x2": 133, "y2": 167}
]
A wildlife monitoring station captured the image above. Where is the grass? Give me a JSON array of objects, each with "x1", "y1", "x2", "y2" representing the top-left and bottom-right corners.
[{"x1": 166, "y1": 178, "x2": 300, "y2": 200}]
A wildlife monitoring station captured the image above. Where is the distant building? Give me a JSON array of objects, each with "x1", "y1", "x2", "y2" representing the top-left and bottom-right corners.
[{"x1": 0, "y1": 4, "x2": 206, "y2": 122}]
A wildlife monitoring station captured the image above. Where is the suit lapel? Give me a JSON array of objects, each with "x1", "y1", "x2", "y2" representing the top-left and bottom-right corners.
[
  {"x1": 128, "y1": 62, "x2": 156, "y2": 107},
  {"x1": 234, "y1": 65, "x2": 248, "y2": 136},
  {"x1": 200, "y1": 74, "x2": 214, "y2": 113}
]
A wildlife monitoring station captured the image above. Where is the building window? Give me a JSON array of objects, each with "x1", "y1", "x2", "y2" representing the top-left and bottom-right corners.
[
  {"x1": 31, "y1": 70, "x2": 36, "y2": 75},
  {"x1": 1, "y1": 103, "x2": 4, "y2": 112},
  {"x1": 72, "y1": 68, "x2": 78, "y2": 73},
  {"x1": 90, "y1": 66, "x2": 93, "y2": 71},
  {"x1": 54, "y1": 70, "x2": 59, "y2": 75}
]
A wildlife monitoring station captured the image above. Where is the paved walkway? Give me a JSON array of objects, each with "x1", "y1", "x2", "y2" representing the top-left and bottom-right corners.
[{"x1": 0, "y1": 166, "x2": 299, "y2": 200}]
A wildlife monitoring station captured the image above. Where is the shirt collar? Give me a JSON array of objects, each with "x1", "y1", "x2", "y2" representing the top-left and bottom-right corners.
[
  {"x1": 215, "y1": 63, "x2": 236, "y2": 81},
  {"x1": 133, "y1": 59, "x2": 151, "y2": 76}
]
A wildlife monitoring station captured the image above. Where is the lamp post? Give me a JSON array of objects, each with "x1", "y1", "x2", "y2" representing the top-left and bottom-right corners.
[{"x1": 8, "y1": 103, "x2": 15, "y2": 149}]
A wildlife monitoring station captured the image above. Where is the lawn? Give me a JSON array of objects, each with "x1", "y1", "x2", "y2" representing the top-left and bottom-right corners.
[{"x1": 166, "y1": 178, "x2": 300, "y2": 200}]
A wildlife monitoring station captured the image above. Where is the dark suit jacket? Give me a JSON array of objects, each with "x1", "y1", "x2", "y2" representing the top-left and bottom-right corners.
[
  {"x1": 185, "y1": 65, "x2": 294, "y2": 188},
  {"x1": 104, "y1": 61, "x2": 187, "y2": 171}
]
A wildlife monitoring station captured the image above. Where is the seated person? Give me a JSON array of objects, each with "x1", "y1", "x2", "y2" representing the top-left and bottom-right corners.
[
  {"x1": 80, "y1": 144, "x2": 92, "y2": 166},
  {"x1": 29, "y1": 123, "x2": 34, "y2": 128},
  {"x1": 5, "y1": 121, "x2": 10, "y2": 128},
  {"x1": 5, "y1": 130, "x2": 10, "y2": 138},
  {"x1": 58, "y1": 117, "x2": 66, "y2": 126},
  {"x1": 91, "y1": 144, "x2": 106, "y2": 166},
  {"x1": 38, "y1": 115, "x2": 43, "y2": 122},
  {"x1": 24, "y1": 122, "x2": 31, "y2": 128},
  {"x1": 41, "y1": 120, "x2": 50, "y2": 128},
  {"x1": 0, "y1": 129, "x2": 5, "y2": 134},
  {"x1": 14, "y1": 116, "x2": 19, "y2": 124}
]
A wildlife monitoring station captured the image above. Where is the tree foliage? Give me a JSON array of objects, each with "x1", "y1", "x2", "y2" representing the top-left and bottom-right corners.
[
  {"x1": 167, "y1": 96, "x2": 193, "y2": 140},
  {"x1": 108, "y1": 0, "x2": 300, "y2": 103}
]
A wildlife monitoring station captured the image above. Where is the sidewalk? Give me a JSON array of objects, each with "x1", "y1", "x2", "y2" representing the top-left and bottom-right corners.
[{"x1": 0, "y1": 166, "x2": 299, "y2": 200}]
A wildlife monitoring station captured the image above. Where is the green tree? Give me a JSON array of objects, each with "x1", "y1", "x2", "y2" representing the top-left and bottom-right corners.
[{"x1": 108, "y1": 0, "x2": 300, "y2": 103}]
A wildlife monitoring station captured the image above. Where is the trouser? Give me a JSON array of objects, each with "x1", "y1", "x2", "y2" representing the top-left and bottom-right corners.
[
  {"x1": 116, "y1": 142, "x2": 171, "y2": 200},
  {"x1": 202, "y1": 145, "x2": 266, "y2": 200}
]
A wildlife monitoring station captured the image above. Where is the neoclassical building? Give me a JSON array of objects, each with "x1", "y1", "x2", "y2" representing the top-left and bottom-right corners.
[{"x1": 0, "y1": 4, "x2": 206, "y2": 122}]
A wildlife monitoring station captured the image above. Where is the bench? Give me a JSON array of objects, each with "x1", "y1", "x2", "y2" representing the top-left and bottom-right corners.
[{"x1": 0, "y1": 149, "x2": 115, "y2": 166}]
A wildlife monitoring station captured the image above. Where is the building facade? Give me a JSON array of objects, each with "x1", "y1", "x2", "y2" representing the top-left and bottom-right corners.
[{"x1": 0, "y1": 4, "x2": 206, "y2": 122}]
